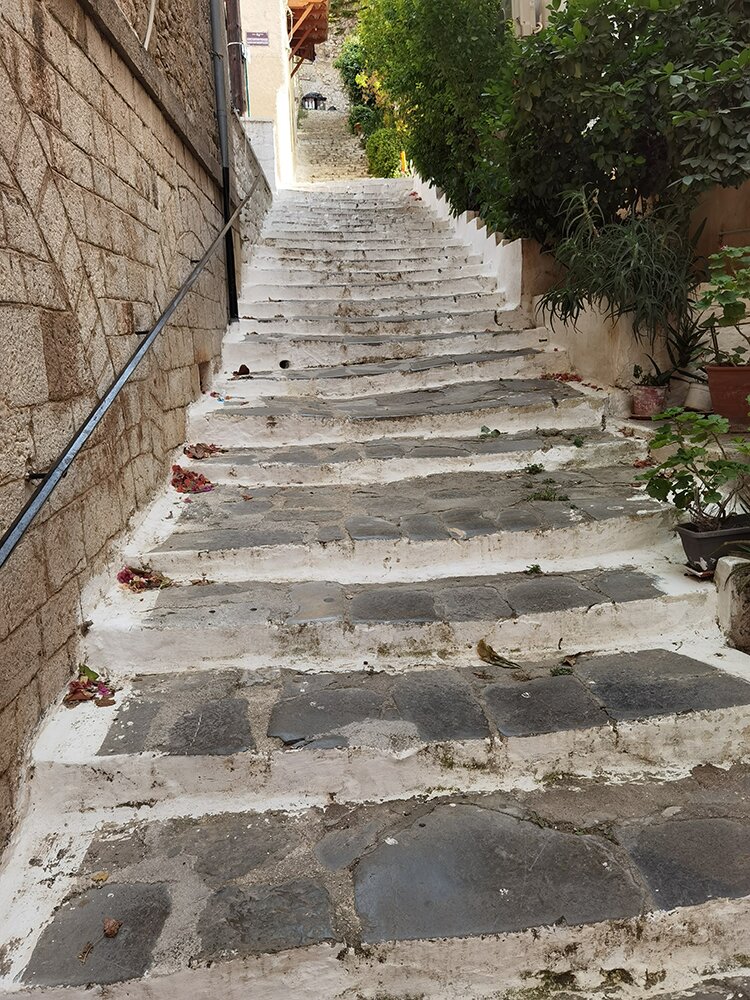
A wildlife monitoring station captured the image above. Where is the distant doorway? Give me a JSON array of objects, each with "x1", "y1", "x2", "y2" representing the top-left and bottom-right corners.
[{"x1": 302, "y1": 91, "x2": 327, "y2": 110}]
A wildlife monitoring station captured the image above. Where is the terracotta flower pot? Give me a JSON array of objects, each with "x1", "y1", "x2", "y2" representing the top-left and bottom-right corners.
[
  {"x1": 631, "y1": 385, "x2": 668, "y2": 419},
  {"x1": 706, "y1": 365, "x2": 750, "y2": 426}
]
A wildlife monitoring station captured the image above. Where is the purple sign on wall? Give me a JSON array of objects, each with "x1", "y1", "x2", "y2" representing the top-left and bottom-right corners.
[{"x1": 246, "y1": 31, "x2": 270, "y2": 46}]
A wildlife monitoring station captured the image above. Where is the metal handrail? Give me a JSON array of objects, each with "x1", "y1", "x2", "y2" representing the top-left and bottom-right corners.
[{"x1": 0, "y1": 175, "x2": 261, "y2": 571}]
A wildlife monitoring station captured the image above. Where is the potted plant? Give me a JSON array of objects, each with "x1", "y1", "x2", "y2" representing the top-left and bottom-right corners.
[
  {"x1": 631, "y1": 362, "x2": 672, "y2": 418},
  {"x1": 698, "y1": 246, "x2": 750, "y2": 425},
  {"x1": 639, "y1": 407, "x2": 750, "y2": 570}
]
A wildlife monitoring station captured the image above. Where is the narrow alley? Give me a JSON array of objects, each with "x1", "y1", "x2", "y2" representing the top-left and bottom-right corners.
[{"x1": 3, "y1": 178, "x2": 750, "y2": 998}]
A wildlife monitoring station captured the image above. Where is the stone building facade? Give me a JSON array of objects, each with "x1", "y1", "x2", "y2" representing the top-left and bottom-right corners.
[{"x1": 0, "y1": 0, "x2": 271, "y2": 850}]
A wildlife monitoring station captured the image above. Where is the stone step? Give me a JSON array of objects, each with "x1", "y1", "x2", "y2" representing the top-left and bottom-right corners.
[
  {"x1": 180, "y1": 429, "x2": 643, "y2": 487},
  {"x1": 252, "y1": 245, "x2": 481, "y2": 273},
  {"x1": 188, "y1": 378, "x2": 608, "y2": 447},
  {"x1": 235, "y1": 311, "x2": 508, "y2": 338},
  {"x1": 243, "y1": 255, "x2": 486, "y2": 277},
  {"x1": 27, "y1": 646, "x2": 750, "y2": 814},
  {"x1": 256, "y1": 241, "x2": 470, "y2": 260},
  {"x1": 215, "y1": 348, "x2": 562, "y2": 398},
  {"x1": 239, "y1": 291, "x2": 505, "y2": 321},
  {"x1": 264, "y1": 211, "x2": 434, "y2": 227},
  {"x1": 261, "y1": 220, "x2": 450, "y2": 236},
  {"x1": 9, "y1": 764, "x2": 750, "y2": 994},
  {"x1": 241, "y1": 273, "x2": 496, "y2": 298},
  {"x1": 222, "y1": 328, "x2": 554, "y2": 371},
  {"x1": 84, "y1": 563, "x2": 712, "y2": 672},
  {"x1": 136, "y1": 467, "x2": 669, "y2": 583}
]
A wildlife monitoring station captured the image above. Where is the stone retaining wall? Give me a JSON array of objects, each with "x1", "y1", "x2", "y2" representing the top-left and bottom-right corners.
[{"x1": 0, "y1": 0, "x2": 271, "y2": 851}]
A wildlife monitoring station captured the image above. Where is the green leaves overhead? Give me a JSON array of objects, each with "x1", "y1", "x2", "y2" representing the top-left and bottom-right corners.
[
  {"x1": 357, "y1": 0, "x2": 515, "y2": 230},
  {"x1": 353, "y1": 0, "x2": 749, "y2": 245},
  {"x1": 502, "y1": 0, "x2": 750, "y2": 243}
]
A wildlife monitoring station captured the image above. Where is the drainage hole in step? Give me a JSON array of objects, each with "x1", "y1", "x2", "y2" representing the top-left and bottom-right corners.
[{"x1": 279, "y1": 359, "x2": 290, "y2": 369}]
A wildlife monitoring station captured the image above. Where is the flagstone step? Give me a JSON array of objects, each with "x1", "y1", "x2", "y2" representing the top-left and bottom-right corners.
[
  {"x1": 262, "y1": 236, "x2": 468, "y2": 254},
  {"x1": 240, "y1": 292, "x2": 505, "y2": 321},
  {"x1": 8, "y1": 766, "x2": 750, "y2": 994},
  {"x1": 136, "y1": 467, "x2": 669, "y2": 583},
  {"x1": 180, "y1": 429, "x2": 643, "y2": 487},
  {"x1": 262, "y1": 220, "x2": 451, "y2": 236},
  {"x1": 84, "y1": 563, "x2": 713, "y2": 672},
  {"x1": 28, "y1": 647, "x2": 750, "y2": 814},
  {"x1": 243, "y1": 264, "x2": 492, "y2": 287},
  {"x1": 222, "y1": 328, "x2": 555, "y2": 371},
  {"x1": 188, "y1": 379, "x2": 607, "y2": 448},
  {"x1": 245, "y1": 254, "x2": 485, "y2": 275},
  {"x1": 239, "y1": 310, "x2": 511, "y2": 338},
  {"x1": 242, "y1": 274, "x2": 497, "y2": 300},
  {"x1": 250, "y1": 245, "x2": 479, "y2": 265},
  {"x1": 216, "y1": 349, "x2": 567, "y2": 399}
]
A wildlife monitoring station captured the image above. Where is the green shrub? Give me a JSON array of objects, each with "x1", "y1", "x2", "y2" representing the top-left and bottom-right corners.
[
  {"x1": 500, "y1": 0, "x2": 750, "y2": 243},
  {"x1": 365, "y1": 128, "x2": 403, "y2": 177},
  {"x1": 540, "y1": 190, "x2": 699, "y2": 345},
  {"x1": 348, "y1": 104, "x2": 383, "y2": 137},
  {"x1": 334, "y1": 36, "x2": 374, "y2": 107},
  {"x1": 359, "y1": 0, "x2": 514, "y2": 228}
]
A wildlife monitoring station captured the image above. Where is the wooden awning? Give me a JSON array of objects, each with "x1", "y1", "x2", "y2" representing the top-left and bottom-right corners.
[{"x1": 288, "y1": 0, "x2": 329, "y2": 76}]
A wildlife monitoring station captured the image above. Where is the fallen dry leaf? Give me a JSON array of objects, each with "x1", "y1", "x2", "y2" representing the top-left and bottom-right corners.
[
  {"x1": 103, "y1": 918, "x2": 122, "y2": 939},
  {"x1": 91, "y1": 871, "x2": 109, "y2": 884},
  {"x1": 184, "y1": 442, "x2": 225, "y2": 460},
  {"x1": 171, "y1": 465, "x2": 216, "y2": 494},
  {"x1": 78, "y1": 942, "x2": 94, "y2": 965},
  {"x1": 117, "y1": 566, "x2": 173, "y2": 592},
  {"x1": 541, "y1": 372, "x2": 583, "y2": 383},
  {"x1": 477, "y1": 639, "x2": 518, "y2": 669}
]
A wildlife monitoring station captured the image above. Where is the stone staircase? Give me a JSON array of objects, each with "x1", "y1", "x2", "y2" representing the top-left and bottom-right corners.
[
  {"x1": 296, "y1": 109, "x2": 368, "y2": 182},
  {"x1": 2, "y1": 177, "x2": 750, "y2": 999}
]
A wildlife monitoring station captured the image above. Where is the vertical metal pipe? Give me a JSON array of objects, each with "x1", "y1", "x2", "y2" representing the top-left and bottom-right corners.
[{"x1": 209, "y1": 0, "x2": 240, "y2": 320}]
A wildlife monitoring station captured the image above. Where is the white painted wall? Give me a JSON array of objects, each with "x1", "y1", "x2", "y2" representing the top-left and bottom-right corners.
[{"x1": 411, "y1": 175, "x2": 523, "y2": 309}]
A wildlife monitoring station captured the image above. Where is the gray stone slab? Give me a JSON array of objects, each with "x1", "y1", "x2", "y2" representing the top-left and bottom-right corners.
[
  {"x1": 483, "y1": 675, "x2": 608, "y2": 737},
  {"x1": 99, "y1": 672, "x2": 249, "y2": 757},
  {"x1": 345, "y1": 515, "x2": 401, "y2": 540},
  {"x1": 24, "y1": 883, "x2": 171, "y2": 986},
  {"x1": 350, "y1": 588, "x2": 437, "y2": 623},
  {"x1": 199, "y1": 880, "x2": 335, "y2": 958},
  {"x1": 354, "y1": 804, "x2": 645, "y2": 942},
  {"x1": 99, "y1": 700, "x2": 161, "y2": 755},
  {"x1": 622, "y1": 818, "x2": 750, "y2": 909},
  {"x1": 505, "y1": 577, "x2": 600, "y2": 615},
  {"x1": 433, "y1": 585, "x2": 514, "y2": 622},
  {"x1": 289, "y1": 581, "x2": 346, "y2": 622},
  {"x1": 442, "y1": 510, "x2": 498, "y2": 537},
  {"x1": 391, "y1": 672, "x2": 489, "y2": 741},
  {"x1": 402, "y1": 514, "x2": 453, "y2": 541},
  {"x1": 591, "y1": 568, "x2": 663, "y2": 603},
  {"x1": 158, "y1": 811, "x2": 299, "y2": 883},
  {"x1": 315, "y1": 818, "x2": 392, "y2": 871},
  {"x1": 575, "y1": 650, "x2": 750, "y2": 720},
  {"x1": 167, "y1": 698, "x2": 254, "y2": 755},
  {"x1": 268, "y1": 685, "x2": 386, "y2": 746}
]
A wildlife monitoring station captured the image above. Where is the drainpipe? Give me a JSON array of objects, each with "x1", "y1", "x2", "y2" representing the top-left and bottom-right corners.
[{"x1": 209, "y1": 0, "x2": 240, "y2": 320}]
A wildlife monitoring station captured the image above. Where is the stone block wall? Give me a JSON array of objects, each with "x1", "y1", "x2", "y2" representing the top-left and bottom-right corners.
[{"x1": 0, "y1": 0, "x2": 271, "y2": 851}]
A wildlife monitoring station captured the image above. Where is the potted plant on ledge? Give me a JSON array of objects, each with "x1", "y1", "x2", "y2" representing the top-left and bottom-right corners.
[
  {"x1": 698, "y1": 246, "x2": 750, "y2": 426},
  {"x1": 631, "y1": 362, "x2": 672, "y2": 419},
  {"x1": 639, "y1": 407, "x2": 750, "y2": 571}
]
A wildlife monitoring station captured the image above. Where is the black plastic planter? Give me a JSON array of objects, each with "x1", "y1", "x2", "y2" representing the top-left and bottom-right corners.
[{"x1": 676, "y1": 514, "x2": 750, "y2": 571}]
